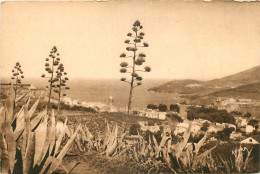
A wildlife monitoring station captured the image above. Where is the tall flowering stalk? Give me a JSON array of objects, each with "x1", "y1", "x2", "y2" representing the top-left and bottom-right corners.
[
  {"x1": 11, "y1": 62, "x2": 24, "y2": 110},
  {"x1": 119, "y1": 20, "x2": 151, "y2": 114},
  {"x1": 41, "y1": 46, "x2": 60, "y2": 109},
  {"x1": 53, "y1": 63, "x2": 70, "y2": 114}
]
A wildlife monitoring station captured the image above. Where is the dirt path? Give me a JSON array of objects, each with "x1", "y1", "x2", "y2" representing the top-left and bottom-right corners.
[{"x1": 62, "y1": 152, "x2": 134, "y2": 174}]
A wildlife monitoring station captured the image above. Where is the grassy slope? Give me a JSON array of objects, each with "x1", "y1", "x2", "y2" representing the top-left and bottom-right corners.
[{"x1": 209, "y1": 83, "x2": 260, "y2": 100}]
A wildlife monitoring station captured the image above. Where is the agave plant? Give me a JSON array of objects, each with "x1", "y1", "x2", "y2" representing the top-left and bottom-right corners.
[
  {"x1": 125, "y1": 122, "x2": 218, "y2": 173},
  {"x1": 0, "y1": 87, "x2": 81, "y2": 174},
  {"x1": 73, "y1": 120, "x2": 126, "y2": 158},
  {"x1": 218, "y1": 145, "x2": 253, "y2": 173}
]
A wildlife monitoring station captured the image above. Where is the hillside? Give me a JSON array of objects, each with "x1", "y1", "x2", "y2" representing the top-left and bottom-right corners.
[
  {"x1": 205, "y1": 65, "x2": 260, "y2": 88},
  {"x1": 147, "y1": 79, "x2": 206, "y2": 94},
  {"x1": 148, "y1": 65, "x2": 260, "y2": 95},
  {"x1": 209, "y1": 82, "x2": 260, "y2": 100}
]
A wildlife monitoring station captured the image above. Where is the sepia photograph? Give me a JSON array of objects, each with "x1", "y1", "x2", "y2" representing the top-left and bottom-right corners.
[{"x1": 0, "y1": 0, "x2": 260, "y2": 173}]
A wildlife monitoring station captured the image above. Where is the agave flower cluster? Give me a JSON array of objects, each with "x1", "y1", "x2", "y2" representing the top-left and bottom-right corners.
[
  {"x1": 41, "y1": 46, "x2": 60, "y2": 81},
  {"x1": 41, "y1": 46, "x2": 63, "y2": 108},
  {"x1": 53, "y1": 63, "x2": 70, "y2": 97},
  {"x1": 119, "y1": 20, "x2": 151, "y2": 114},
  {"x1": 11, "y1": 62, "x2": 24, "y2": 98},
  {"x1": 53, "y1": 63, "x2": 70, "y2": 113}
]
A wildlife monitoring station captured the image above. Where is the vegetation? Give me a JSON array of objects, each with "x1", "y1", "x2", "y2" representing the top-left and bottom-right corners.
[
  {"x1": 201, "y1": 121, "x2": 210, "y2": 131},
  {"x1": 214, "y1": 127, "x2": 235, "y2": 141},
  {"x1": 167, "y1": 113, "x2": 183, "y2": 123},
  {"x1": 248, "y1": 119, "x2": 259, "y2": 129},
  {"x1": 170, "y1": 104, "x2": 180, "y2": 113},
  {"x1": 119, "y1": 20, "x2": 151, "y2": 114},
  {"x1": 187, "y1": 106, "x2": 235, "y2": 124},
  {"x1": 243, "y1": 112, "x2": 252, "y2": 118},
  {"x1": 129, "y1": 124, "x2": 141, "y2": 135},
  {"x1": 158, "y1": 104, "x2": 167, "y2": 112},
  {"x1": 147, "y1": 104, "x2": 158, "y2": 110},
  {"x1": 230, "y1": 111, "x2": 242, "y2": 116}
]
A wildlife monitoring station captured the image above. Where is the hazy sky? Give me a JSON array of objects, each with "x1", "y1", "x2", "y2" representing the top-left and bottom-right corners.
[{"x1": 1, "y1": 1, "x2": 260, "y2": 80}]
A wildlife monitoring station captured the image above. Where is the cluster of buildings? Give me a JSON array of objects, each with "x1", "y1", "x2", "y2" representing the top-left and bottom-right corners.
[
  {"x1": 134, "y1": 109, "x2": 167, "y2": 120},
  {"x1": 61, "y1": 96, "x2": 118, "y2": 113},
  {"x1": 173, "y1": 119, "x2": 236, "y2": 136},
  {"x1": 213, "y1": 97, "x2": 260, "y2": 112}
]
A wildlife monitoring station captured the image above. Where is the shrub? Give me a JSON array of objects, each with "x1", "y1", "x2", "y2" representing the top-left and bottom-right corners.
[
  {"x1": 147, "y1": 104, "x2": 158, "y2": 109},
  {"x1": 170, "y1": 104, "x2": 180, "y2": 113},
  {"x1": 167, "y1": 113, "x2": 183, "y2": 123},
  {"x1": 129, "y1": 124, "x2": 141, "y2": 135},
  {"x1": 215, "y1": 127, "x2": 235, "y2": 141},
  {"x1": 187, "y1": 106, "x2": 235, "y2": 124},
  {"x1": 158, "y1": 104, "x2": 167, "y2": 112},
  {"x1": 201, "y1": 122, "x2": 210, "y2": 131},
  {"x1": 243, "y1": 112, "x2": 252, "y2": 118}
]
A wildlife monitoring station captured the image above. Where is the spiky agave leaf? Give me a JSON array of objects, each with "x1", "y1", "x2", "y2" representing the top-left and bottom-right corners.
[
  {"x1": 33, "y1": 114, "x2": 48, "y2": 167},
  {"x1": 194, "y1": 132, "x2": 207, "y2": 154},
  {"x1": 37, "y1": 110, "x2": 56, "y2": 166},
  {"x1": 1, "y1": 112, "x2": 16, "y2": 173},
  {"x1": 23, "y1": 132, "x2": 35, "y2": 174},
  {"x1": 15, "y1": 91, "x2": 30, "y2": 103},
  {"x1": 22, "y1": 103, "x2": 30, "y2": 159},
  {"x1": 106, "y1": 124, "x2": 118, "y2": 157},
  {"x1": 192, "y1": 144, "x2": 218, "y2": 171},
  {"x1": 0, "y1": 129, "x2": 10, "y2": 174},
  {"x1": 15, "y1": 96, "x2": 41, "y2": 140},
  {"x1": 152, "y1": 135, "x2": 159, "y2": 154},
  {"x1": 46, "y1": 125, "x2": 81, "y2": 174},
  {"x1": 15, "y1": 107, "x2": 46, "y2": 141},
  {"x1": 243, "y1": 147, "x2": 253, "y2": 171},
  {"x1": 175, "y1": 122, "x2": 192, "y2": 159},
  {"x1": 48, "y1": 110, "x2": 56, "y2": 155},
  {"x1": 54, "y1": 117, "x2": 68, "y2": 155},
  {"x1": 6, "y1": 85, "x2": 15, "y2": 121}
]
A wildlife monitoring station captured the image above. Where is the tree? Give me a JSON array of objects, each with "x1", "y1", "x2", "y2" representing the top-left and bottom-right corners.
[
  {"x1": 167, "y1": 114, "x2": 183, "y2": 123},
  {"x1": 158, "y1": 104, "x2": 167, "y2": 112},
  {"x1": 187, "y1": 106, "x2": 235, "y2": 124},
  {"x1": 52, "y1": 63, "x2": 70, "y2": 114},
  {"x1": 41, "y1": 46, "x2": 60, "y2": 109},
  {"x1": 215, "y1": 127, "x2": 235, "y2": 141},
  {"x1": 129, "y1": 124, "x2": 141, "y2": 135},
  {"x1": 201, "y1": 122, "x2": 210, "y2": 131},
  {"x1": 11, "y1": 62, "x2": 24, "y2": 110},
  {"x1": 170, "y1": 104, "x2": 180, "y2": 113},
  {"x1": 119, "y1": 20, "x2": 151, "y2": 114},
  {"x1": 147, "y1": 104, "x2": 158, "y2": 110}
]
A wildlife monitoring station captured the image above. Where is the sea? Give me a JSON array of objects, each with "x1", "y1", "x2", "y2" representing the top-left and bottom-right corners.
[{"x1": 1, "y1": 78, "x2": 182, "y2": 109}]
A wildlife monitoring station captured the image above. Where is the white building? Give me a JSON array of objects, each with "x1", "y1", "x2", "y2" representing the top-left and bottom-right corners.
[
  {"x1": 145, "y1": 110, "x2": 167, "y2": 120},
  {"x1": 245, "y1": 125, "x2": 255, "y2": 134},
  {"x1": 174, "y1": 121, "x2": 202, "y2": 135},
  {"x1": 138, "y1": 121, "x2": 160, "y2": 133},
  {"x1": 240, "y1": 137, "x2": 259, "y2": 145}
]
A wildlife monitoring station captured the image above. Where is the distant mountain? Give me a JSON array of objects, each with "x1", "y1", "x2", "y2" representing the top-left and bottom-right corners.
[
  {"x1": 148, "y1": 65, "x2": 260, "y2": 95},
  {"x1": 147, "y1": 79, "x2": 205, "y2": 94},
  {"x1": 205, "y1": 65, "x2": 260, "y2": 88}
]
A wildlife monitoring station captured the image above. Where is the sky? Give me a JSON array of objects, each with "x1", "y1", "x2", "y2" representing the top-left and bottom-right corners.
[{"x1": 1, "y1": 0, "x2": 260, "y2": 81}]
